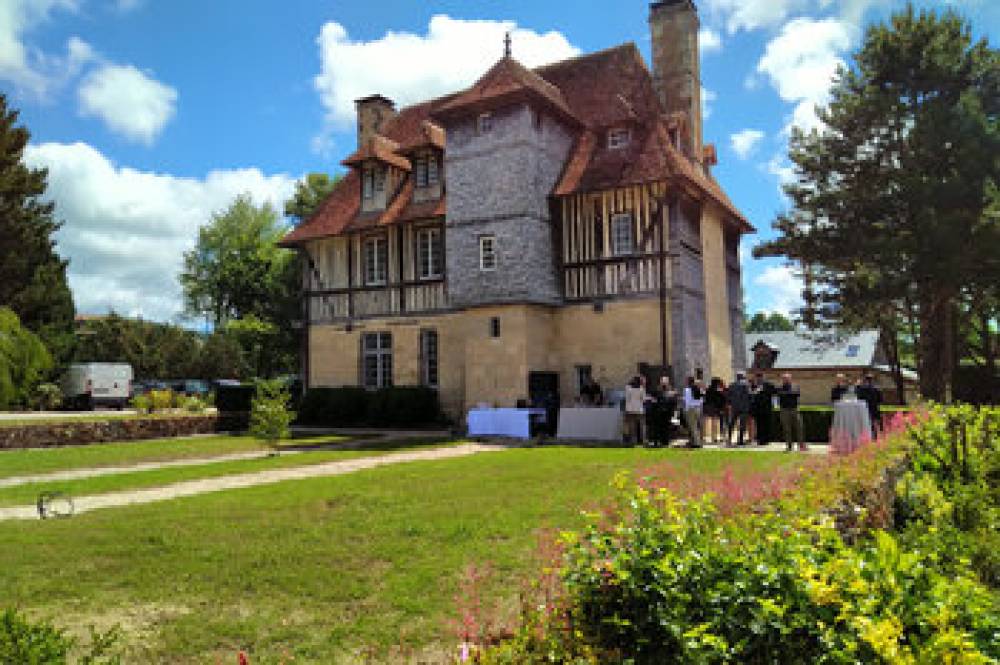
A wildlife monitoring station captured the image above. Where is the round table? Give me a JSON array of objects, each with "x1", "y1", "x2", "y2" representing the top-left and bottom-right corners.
[{"x1": 831, "y1": 399, "x2": 872, "y2": 454}]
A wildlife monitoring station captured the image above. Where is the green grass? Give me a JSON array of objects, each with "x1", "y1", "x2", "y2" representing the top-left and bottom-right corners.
[
  {"x1": 0, "y1": 434, "x2": 353, "y2": 480},
  {"x1": 0, "y1": 447, "x2": 795, "y2": 663},
  {"x1": 0, "y1": 439, "x2": 458, "y2": 507}
]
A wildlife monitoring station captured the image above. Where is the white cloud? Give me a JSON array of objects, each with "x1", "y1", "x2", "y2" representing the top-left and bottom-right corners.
[
  {"x1": 730, "y1": 128, "x2": 765, "y2": 159},
  {"x1": 24, "y1": 142, "x2": 297, "y2": 321},
  {"x1": 77, "y1": 64, "x2": 177, "y2": 145},
  {"x1": 753, "y1": 264, "x2": 804, "y2": 316},
  {"x1": 0, "y1": 0, "x2": 90, "y2": 98},
  {"x1": 756, "y1": 17, "x2": 852, "y2": 133},
  {"x1": 701, "y1": 86, "x2": 717, "y2": 120},
  {"x1": 313, "y1": 14, "x2": 580, "y2": 148},
  {"x1": 702, "y1": 0, "x2": 816, "y2": 33},
  {"x1": 698, "y1": 28, "x2": 723, "y2": 54}
]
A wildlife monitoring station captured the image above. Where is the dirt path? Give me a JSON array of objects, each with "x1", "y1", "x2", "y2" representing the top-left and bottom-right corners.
[{"x1": 0, "y1": 443, "x2": 505, "y2": 521}]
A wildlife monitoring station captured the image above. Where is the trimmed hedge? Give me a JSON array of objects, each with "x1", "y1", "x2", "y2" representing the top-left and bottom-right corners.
[
  {"x1": 215, "y1": 384, "x2": 255, "y2": 413},
  {"x1": 296, "y1": 386, "x2": 444, "y2": 427}
]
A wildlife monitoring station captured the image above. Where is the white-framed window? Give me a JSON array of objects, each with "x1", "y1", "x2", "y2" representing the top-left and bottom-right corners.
[
  {"x1": 362, "y1": 332, "x2": 393, "y2": 388},
  {"x1": 364, "y1": 235, "x2": 388, "y2": 285},
  {"x1": 416, "y1": 227, "x2": 443, "y2": 279},
  {"x1": 607, "y1": 127, "x2": 631, "y2": 149},
  {"x1": 479, "y1": 235, "x2": 497, "y2": 271},
  {"x1": 419, "y1": 329, "x2": 439, "y2": 388},
  {"x1": 414, "y1": 155, "x2": 440, "y2": 188},
  {"x1": 611, "y1": 213, "x2": 634, "y2": 256},
  {"x1": 374, "y1": 166, "x2": 386, "y2": 193},
  {"x1": 478, "y1": 112, "x2": 493, "y2": 135},
  {"x1": 427, "y1": 155, "x2": 439, "y2": 185},
  {"x1": 362, "y1": 168, "x2": 375, "y2": 199}
]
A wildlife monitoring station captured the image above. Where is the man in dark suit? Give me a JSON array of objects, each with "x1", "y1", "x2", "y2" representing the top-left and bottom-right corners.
[
  {"x1": 752, "y1": 372, "x2": 775, "y2": 445},
  {"x1": 856, "y1": 374, "x2": 883, "y2": 439}
]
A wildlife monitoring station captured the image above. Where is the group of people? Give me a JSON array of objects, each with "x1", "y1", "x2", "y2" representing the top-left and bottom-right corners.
[{"x1": 618, "y1": 371, "x2": 885, "y2": 450}]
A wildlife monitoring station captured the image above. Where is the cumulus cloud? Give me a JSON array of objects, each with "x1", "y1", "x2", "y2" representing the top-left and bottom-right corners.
[
  {"x1": 730, "y1": 128, "x2": 765, "y2": 159},
  {"x1": 0, "y1": 0, "x2": 91, "y2": 98},
  {"x1": 753, "y1": 264, "x2": 805, "y2": 316},
  {"x1": 77, "y1": 64, "x2": 177, "y2": 145},
  {"x1": 756, "y1": 17, "x2": 852, "y2": 133},
  {"x1": 313, "y1": 14, "x2": 579, "y2": 148},
  {"x1": 702, "y1": 0, "x2": 816, "y2": 33},
  {"x1": 24, "y1": 142, "x2": 297, "y2": 321},
  {"x1": 701, "y1": 86, "x2": 718, "y2": 120},
  {"x1": 698, "y1": 28, "x2": 723, "y2": 54}
]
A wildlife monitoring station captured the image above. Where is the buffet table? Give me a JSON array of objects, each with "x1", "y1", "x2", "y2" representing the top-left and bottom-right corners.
[
  {"x1": 830, "y1": 399, "x2": 872, "y2": 453},
  {"x1": 557, "y1": 407, "x2": 623, "y2": 441},
  {"x1": 467, "y1": 408, "x2": 545, "y2": 439}
]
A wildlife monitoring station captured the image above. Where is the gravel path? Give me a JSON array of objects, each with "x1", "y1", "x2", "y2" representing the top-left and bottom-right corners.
[
  {"x1": 0, "y1": 443, "x2": 505, "y2": 521},
  {"x1": 0, "y1": 449, "x2": 282, "y2": 489}
]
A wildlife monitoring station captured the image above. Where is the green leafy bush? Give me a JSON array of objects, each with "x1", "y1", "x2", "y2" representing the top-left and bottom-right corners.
[
  {"x1": 31, "y1": 383, "x2": 62, "y2": 411},
  {"x1": 249, "y1": 379, "x2": 294, "y2": 450},
  {"x1": 0, "y1": 307, "x2": 52, "y2": 410},
  {"x1": 130, "y1": 394, "x2": 151, "y2": 414},
  {"x1": 147, "y1": 389, "x2": 174, "y2": 412},
  {"x1": 297, "y1": 386, "x2": 443, "y2": 427},
  {"x1": 0, "y1": 607, "x2": 121, "y2": 664},
  {"x1": 182, "y1": 395, "x2": 206, "y2": 413}
]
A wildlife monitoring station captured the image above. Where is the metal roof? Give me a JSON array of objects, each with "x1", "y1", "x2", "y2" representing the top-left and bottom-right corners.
[{"x1": 745, "y1": 330, "x2": 881, "y2": 369}]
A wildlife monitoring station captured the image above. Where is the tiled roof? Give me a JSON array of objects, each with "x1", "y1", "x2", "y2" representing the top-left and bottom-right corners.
[
  {"x1": 433, "y1": 56, "x2": 579, "y2": 126},
  {"x1": 283, "y1": 42, "x2": 750, "y2": 244},
  {"x1": 342, "y1": 135, "x2": 411, "y2": 171},
  {"x1": 745, "y1": 330, "x2": 882, "y2": 369}
]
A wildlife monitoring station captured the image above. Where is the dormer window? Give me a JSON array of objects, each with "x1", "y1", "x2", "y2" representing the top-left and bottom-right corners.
[
  {"x1": 414, "y1": 154, "x2": 440, "y2": 188},
  {"x1": 607, "y1": 128, "x2": 631, "y2": 150},
  {"x1": 362, "y1": 167, "x2": 375, "y2": 199},
  {"x1": 374, "y1": 167, "x2": 386, "y2": 193},
  {"x1": 478, "y1": 113, "x2": 493, "y2": 135}
]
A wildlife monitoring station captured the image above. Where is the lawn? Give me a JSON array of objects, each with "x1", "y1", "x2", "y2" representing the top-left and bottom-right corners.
[
  {"x1": 0, "y1": 446, "x2": 796, "y2": 663},
  {"x1": 0, "y1": 434, "x2": 353, "y2": 480}
]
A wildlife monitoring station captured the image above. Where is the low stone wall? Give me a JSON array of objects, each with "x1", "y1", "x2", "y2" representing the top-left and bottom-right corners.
[{"x1": 0, "y1": 413, "x2": 249, "y2": 450}]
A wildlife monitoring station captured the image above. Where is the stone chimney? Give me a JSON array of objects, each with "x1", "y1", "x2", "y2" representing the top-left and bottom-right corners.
[
  {"x1": 649, "y1": 0, "x2": 702, "y2": 158},
  {"x1": 354, "y1": 94, "x2": 396, "y2": 148}
]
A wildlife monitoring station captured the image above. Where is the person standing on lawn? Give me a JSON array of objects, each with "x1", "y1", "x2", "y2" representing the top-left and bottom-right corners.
[
  {"x1": 752, "y1": 372, "x2": 776, "y2": 445},
  {"x1": 831, "y1": 373, "x2": 849, "y2": 403},
  {"x1": 856, "y1": 373, "x2": 883, "y2": 439},
  {"x1": 624, "y1": 376, "x2": 647, "y2": 444},
  {"x1": 682, "y1": 376, "x2": 704, "y2": 448},
  {"x1": 726, "y1": 373, "x2": 752, "y2": 446},
  {"x1": 703, "y1": 377, "x2": 727, "y2": 444},
  {"x1": 777, "y1": 373, "x2": 806, "y2": 451}
]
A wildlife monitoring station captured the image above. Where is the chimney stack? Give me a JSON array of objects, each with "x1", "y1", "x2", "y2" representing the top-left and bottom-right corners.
[
  {"x1": 354, "y1": 94, "x2": 396, "y2": 148},
  {"x1": 649, "y1": 0, "x2": 702, "y2": 159}
]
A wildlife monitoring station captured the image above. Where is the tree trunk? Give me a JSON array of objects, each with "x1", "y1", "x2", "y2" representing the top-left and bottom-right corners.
[
  {"x1": 918, "y1": 288, "x2": 956, "y2": 402},
  {"x1": 880, "y1": 321, "x2": 906, "y2": 405}
]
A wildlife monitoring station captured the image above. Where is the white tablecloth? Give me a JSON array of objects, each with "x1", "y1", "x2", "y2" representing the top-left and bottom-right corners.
[
  {"x1": 467, "y1": 408, "x2": 544, "y2": 439},
  {"x1": 557, "y1": 407, "x2": 623, "y2": 441},
  {"x1": 831, "y1": 400, "x2": 872, "y2": 452}
]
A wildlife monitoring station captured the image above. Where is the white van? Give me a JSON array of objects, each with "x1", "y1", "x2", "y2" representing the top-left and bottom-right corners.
[{"x1": 60, "y1": 363, "x2": 133, "y2": 410}]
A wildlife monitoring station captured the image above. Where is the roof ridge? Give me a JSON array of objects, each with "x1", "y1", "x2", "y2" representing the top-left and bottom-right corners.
[{"x1": 533, "y1": 42, "x2": 639, "y2": 73}]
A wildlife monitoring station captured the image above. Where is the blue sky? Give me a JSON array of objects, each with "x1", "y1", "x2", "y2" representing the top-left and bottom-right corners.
[{"x1": 3, "y1": 0, "x2": 997, "y2": 321}]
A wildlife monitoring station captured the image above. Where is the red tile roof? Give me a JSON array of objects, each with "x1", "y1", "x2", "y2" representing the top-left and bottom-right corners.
[
  {"x1": 282, "y1": 42, "x2": 750, "y2": 245},
  {"x1": 342, "y1": 134, "x2": 411, "y2": 171}
]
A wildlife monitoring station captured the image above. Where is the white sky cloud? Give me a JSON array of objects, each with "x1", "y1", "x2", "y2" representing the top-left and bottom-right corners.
[
  {"x1": 701, "y1": 86, "x2": 717, "y2": 120},
  {"x1": 0, "y1": 0, "x2": 89, "y2": 98},
  {"x1": 753, "y1": 264, "x2": 805, "y2": 316},
  {"x1": 77, "y1": 64, "x2": 177, "y2": 145},
  {"x1": 24, "y1": 142, "x2": 297, "y2": 321},
  {"x1": 702, "y1": 0, "x2": 817, "y2": 33},
  {"x1": 313, "y1": 14, "x2": 580, "y2": 149},
  {"x1": 699, "y1": 27, "x2": 723, "y2": 54},
  {"x1": 730, "y1": 128, "x2": 765, "y2": 159},
  {"x1": 755, "y1": 17, "x2": 852, "y2": 134}
]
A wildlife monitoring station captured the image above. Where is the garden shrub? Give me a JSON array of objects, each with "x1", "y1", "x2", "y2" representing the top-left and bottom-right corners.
[
  {"x1": 297, "y1": 386, "x2": 443, "y2": 427},
  {"x1": 215, "y1": 384, "x2": 255, "y2": 412},
  {"x1": 0, "y1": 308, "x2": 52, "y2": 410},
  {"x1": 0, "y1": 607, "x2": 121, "y2": 664},
  {"x1": 249, "y1": 379, "x2": 294, "y2": 450},
  {"x1": 147, "y1": 389, "x2": 174, "y2": 412},
  {"x1": 31, "y1": 383, "x2": 62, "y2": 411},
  {"x1": 130, "y1": 394, "x2": 151, "y2": 414}
]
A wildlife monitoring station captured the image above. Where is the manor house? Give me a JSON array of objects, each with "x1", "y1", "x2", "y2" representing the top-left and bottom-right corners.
[{"x1": 281, "y1": 0, "x2": 751, "y2": 419}]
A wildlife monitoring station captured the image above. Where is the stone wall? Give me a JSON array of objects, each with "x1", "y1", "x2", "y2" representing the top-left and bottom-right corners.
[
  {"x1": 701, "y1": 203, "x2": 733, "y2": 380},
  {"x1": 0, "y1": 414, "x2": 246, "y2": 450}
]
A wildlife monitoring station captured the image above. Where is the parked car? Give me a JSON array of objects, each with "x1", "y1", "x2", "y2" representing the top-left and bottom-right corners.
[{"x1": 60, "y1": 363, "x2": 133, "y2": 410}]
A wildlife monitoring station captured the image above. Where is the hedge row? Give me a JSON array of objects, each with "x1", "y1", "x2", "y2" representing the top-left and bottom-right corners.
[{"x1": 296, "y1": 386, "x2": 444, "y2": 427}]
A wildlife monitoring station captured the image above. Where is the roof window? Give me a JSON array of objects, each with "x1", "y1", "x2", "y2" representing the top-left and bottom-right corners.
[{"x1": 607, "y1": 127, "x2": 631, "y2": 150}]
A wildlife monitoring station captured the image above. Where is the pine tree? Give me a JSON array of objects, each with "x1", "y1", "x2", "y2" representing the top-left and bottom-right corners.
[{"x1": 0, "y1": 95, "x2": 75, "y2": 366}]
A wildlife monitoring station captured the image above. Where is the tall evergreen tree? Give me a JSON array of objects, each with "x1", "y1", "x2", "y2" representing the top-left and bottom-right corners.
[
  {"x1": 755, "y1": 6, "x2": 1000, "y2": 401},
  {"x1": 0, "y1": 95, "x2": 75, "y2": 365}
]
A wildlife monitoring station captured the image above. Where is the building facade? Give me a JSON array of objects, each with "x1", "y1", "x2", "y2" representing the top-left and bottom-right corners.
[{"x1": 281, "y1": 0, "x2": 752, "y2": 420}]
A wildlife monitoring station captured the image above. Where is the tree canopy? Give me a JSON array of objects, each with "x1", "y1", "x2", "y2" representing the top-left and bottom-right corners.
[
  {"x1": 0, "y1": 307, "x2": 52, "y2": 409},
  {"x1": 0, "y1": 95, "x2": 75, "y2": 366},
  {"x1": 755, "y1": 6, "x2": 1000, "y2": 401},
  {"x1": 284, "y1": 172, "x2": 338, "y2": 223},
  {"x1": 745, "y1": 312, "x2": 795, "y2": 333}
]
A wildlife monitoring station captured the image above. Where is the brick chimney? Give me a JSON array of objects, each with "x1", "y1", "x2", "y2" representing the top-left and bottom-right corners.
[
  {"x1": 354, "y1": 94, "x2": 396, "y2": 148},
  {"x1": 649, "y1": 0, "x2": 702, "y2": 159}
]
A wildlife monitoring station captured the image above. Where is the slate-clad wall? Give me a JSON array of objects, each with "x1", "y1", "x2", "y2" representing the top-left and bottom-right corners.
[{"x1": 444, "y1": 104, "x2": 574, "y2": 307}]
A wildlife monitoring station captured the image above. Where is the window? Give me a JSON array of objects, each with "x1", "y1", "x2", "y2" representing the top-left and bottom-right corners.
[
  {"x1": 374, "y1": 167, "x2": 386, "y2": 193},
  {"x1": 414, "y1": 155, "x2": 440, "y2": 188},
  {"x1": 607, "y1": 127, "x2": 631, "y2": 149},
  {"x1": 611, "y1": 213, "x2": 634, "y2": 256},
  {"x1": 479, "y1": 235, "x2": 497, "y2": 271},
  {"x1": 362, "y1": 332, "x2": 393, "y2": 388},
  {"x1": 575, "y1": 365, "x2": 593, "y2": 394},
  {"x1": 364, "y1": 235, "x2": 388, "y2": 285},
  {"x1": 846, "y1": 345, "x2": 860, "y2": 358},
  {"x1": 416, "y1": 227, "x2": 443, "y2": 279},
  {"x1": 477, "y1": 112, "x2": 493, "y2": 134},
  {"x1": 420, "y1": 329, "x2": 439, "y2": 388},
  {"x1": 362, "y1": 168, "x2": 375, "y2": 199},
  {"x1": 489, "y1": 317, "x2": 500, "y2": 338}
]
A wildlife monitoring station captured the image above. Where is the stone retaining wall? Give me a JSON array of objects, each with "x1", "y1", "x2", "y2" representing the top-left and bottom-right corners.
[{"x1": 0, "y1": 413, "x2": 249, "y2": 450}]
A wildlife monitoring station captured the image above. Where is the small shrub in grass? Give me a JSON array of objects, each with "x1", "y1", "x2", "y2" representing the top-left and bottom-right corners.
[
  {"x1": 31, "y1": 383, "x2": 62, "y2": 411},
  {"x1": 148, "y1": 389, "x2": 174, "y2": 412},
  {"x1": 130, "y1": 393, "x2": 151, "y2": 414},
  {"x1": 249, "y1": 379, "x2": 294, "y2": 454},
  {"x1": 0, "y1": 607, "x2": 121, "y2": 664},
  {"x1": 182, "y1": 395, "x2": 206, "y2": 413}
]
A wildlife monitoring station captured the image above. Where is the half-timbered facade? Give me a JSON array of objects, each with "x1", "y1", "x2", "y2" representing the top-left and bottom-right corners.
[{"x1": 281, "y1": 0, "x2": 752, "y2": 419}]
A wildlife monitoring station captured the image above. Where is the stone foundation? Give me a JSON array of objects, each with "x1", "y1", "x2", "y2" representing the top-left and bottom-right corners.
[{"x1": 0, "y1": 414, "x2": 248, "y2": 450}]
